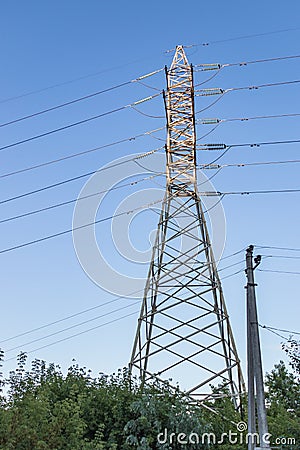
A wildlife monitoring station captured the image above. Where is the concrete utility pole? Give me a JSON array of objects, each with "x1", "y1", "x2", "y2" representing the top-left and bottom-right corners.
[
  {"x1": 245, "y1": 245, "x2": 270, "y2": 450},
  {"x1": 129, "y1": 45, "x2": 245, "y2": 411}
]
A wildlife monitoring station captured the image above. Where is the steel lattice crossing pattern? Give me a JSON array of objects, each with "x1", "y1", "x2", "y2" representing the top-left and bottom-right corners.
[{"x1": 129, "y1": 46, "x2": 245, "y2": 410}]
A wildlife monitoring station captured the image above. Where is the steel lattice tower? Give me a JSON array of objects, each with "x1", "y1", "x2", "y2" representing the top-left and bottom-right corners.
[{"x1": 129, "y1": 46, "x2": 245, "y2": 408}]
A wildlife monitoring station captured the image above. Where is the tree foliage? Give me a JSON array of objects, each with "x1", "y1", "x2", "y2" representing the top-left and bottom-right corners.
[
  {"x1": 282, "y1": 337, "x2": 300, "y2": 380},
  {"x1": 0, "y1": 353, "x2": 211, "y2": 449},
  {"x1": 265, "y1": 361, "x2": 300, "y2": 448},
  {"x1": 0, "y1": 352, "x2": 299, "y2": 449}
]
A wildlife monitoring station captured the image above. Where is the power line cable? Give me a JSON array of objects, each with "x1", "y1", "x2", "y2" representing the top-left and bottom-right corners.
[
  {"x1": 8, "y1": 134, "x2": 298, "y2": 206},
  {"x1": 255, "y1": 245, "x2": 300, "y2": 252},
  {"x1": 0, "y1": 171, "x2": 165, "y2": 224},
  {"x1": 5, "y1": 301, "x2": 140, "y2": 353},
  {"x1": 4, "y1": 186, "x2": 299, "y2": 256},
  {"x1": 227, "y1": 79, "x2": 300, "y2": 92},
  {"x1": 0, "y1": 92, "x2": 162, "y2": 153},
  {"x1": 0, "y1": 197, "x2": 166, "y2": 255},
  {"x1": 197, "y1": 112, "x2": 300, "y2": 125},
  {"x1": 0, "y1": 249, "x2": 246, "y2": 345},
  {"x1": 0, "y1": 83, "x2": 128, "y2": 129},
  {"x1": 257, "y1": 268, "x2": 300, "y2": 275},
  {"x1": 0, "y1": 289, "x2": 143, "y2": 344},
  {"x1": 194, "y1": 69, "x2": 223, "y2": 85},
  {"x1": 218, "y1": 260, "x2": 245, "y2": 272},
  {"x1": 201, "y1": 159, "x2": 300, "y2": 170},
  {"x1": 194, "y1": 80, "x2": 300, "y2": 110},
  {"x1": 0, "y1": 147, "x2": 164, "y2": 205},
  {"x1": 195, "y1": 92, "x2": 226, "y2": 113},
  {"x1": 229, "y1": 138, "x2": 300, "y2": 149},
  {"x1": 201, "y1": 193, "x2": 225, "y2": 216},
  {"x1": 216, "y1": 248, "x2": 246, "y2": 262},
  {"x1": 1, "y1": 143, "x2": 299, "y2": 226},
  {"x1": 2, "y1": 36, "x2": 298, "y2": 105},
  {"x1": 260, "y1": 325, "x2": 300, "y2": 336},
  {"x1": 194, "y1": 54, "x2": 300, "y2": 70},
  {"x1": 131, "y1": 105, "x2": 164, "y2": 119},
  {"x1": 217, "y1": 189, "x2": 300, "y2": 196},
  {"x1": 197, "y1": 123, "x2": 222, "y2": 141},
  {"x1": 0, "y1": 127, "x2": 165, "y2": 179},
  {"x1": 201, "y1": 147, "x2": 231, "y2": 167},
  {"x1": 0, "y1": 172, "x2": 231, "y2": 255},
  {"x1": 7, "y1": 255, "x2": 243, "y2": 353},
  {"x1": 198, "y1": 167, "x2": 223, "y2": 185},
  {"x1": 3, "y1": 311, "x2": 139, "y2": 363},
  {"x1": 2, "y1": 98, "x2": 298, "y2": 181},
  {"x1": 221, "y1": 269, "x2": 245, "y2": 280},
  {"x1": 197, "y1": 138, "x2": 300, "y2": 153},
  {"x1": 0, "y1": 69, "x2": 163, "y2": 129},
  {"x1": 0, "y1": 53, "x2": 165, "y2": 103},
  {"x1": 1, "y1": 157, "x2": 300, "y2": 255},
  {"x1": 259, "y1": 325, "x2": 289, "y2": 341},
  {"x1": 261, "y1": 254, "x2": 300, "y2": 260},
  {"x1": 179, "y1": 27, "x2": 300, "y2": 50}
]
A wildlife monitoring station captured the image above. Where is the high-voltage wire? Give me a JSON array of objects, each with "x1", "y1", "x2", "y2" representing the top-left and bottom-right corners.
[
  {"x1": 0, "y1": 170, "x2": 165, "y2": 224},
  {"x1": 0, "y1": 137, "x2": 299, "y2": 223},
  {"x1": 0, "y1": 196, "x2": 167, "y2": 255},
  {"x1": 3, "y1": 311, "x2": 139, "y2": 363},
  {"x1": 0, "y1": 127, "x2": 165, "y2": 179},
  {"x1": 256, "y1": 245, "x2": 300, "y2": 251},
  {"x1": 194, "y1": 80, "x2": 300, "y2": 115},
  {"x1": 1, "y1": 189, "x2": 300, "y2": 254},
  {"x1": 0, "y1": 80, "x2": 297, "y2": 184},
  {"x1": 201, "y1": 159, "x2": 300, "y2": 170},
  {"x1": 259, "y1": 324, "x2": 300, "y2": 341},
  {"x1": 197, "y1": 138, "x2": 300, "y2": 153},
  {"x1": 0, "y1": 65, "x2": 164, "y2": 103},
  {"x1": 194, "y1": 79, "x2": 300, "y2": 99},
  {"x1": 5, "y1": 53, "x2": 298, "y2": 128},
  {"x1": 260, "y1": 324, "x2": 300, "y2": 336},
  {"x1": 259, "y1": 325, "x2": 290, "y2": 341},
  {"x1": 0, "y1": 92, "x2": 162, "y2": 153},
  {"x1": 1, "y1": 136, "x2": 298, "y2": 207},
  {"x1": 261, "y1": 254, "x2": 300, "y2": 260},
  {"x1": 1, "y1": 78, "x2": 298, "y2": 153},
  {"x1": 0, "y1": 146, "x2": 164, "y2": 205},
  {"x1": 221, "y1": 269, "x2": 245, "y2": 280},
  {"x1": 217, "y1": 260, "x2": 245, "y2": 272},
  {"x1": 220, "y1": 188, "x2": 300, "y2": 196},
  {"x1": 258, "y1": 268, "x2": 300, "y2": 275},
  {"x1": 0, "y1": 82, "x2": 128, "y2": 128},
  {"x1": 0, "y1": 69, "x2": 163, "y2": 129},
  {"x1": 3, "y1": 256, "x2": 244, "y2": 354},
  {"x1": 3, "y1": 260, "x2": 290, "y2": 360},
  {"x1": 5, "y1": 301, "x2": 140, "y2": 353},
  {"x1": 177, "y1": 26, "x2": 300, "y2": 51},
  {"x1": 0, "y1": 249, "x2": 245, "y2": 345},
  {"x1": 0, "y1": 181, "x2": 258, "y2": 255},
  {"x1": 0, "y1": 289, "x2": 143, "y2": 344},
  {"x1": 197, "y1": 112, "x2": 300, "y2": 125},
  {"x1": 194, "y1": 54, "x2": 300, "y2": 71}
]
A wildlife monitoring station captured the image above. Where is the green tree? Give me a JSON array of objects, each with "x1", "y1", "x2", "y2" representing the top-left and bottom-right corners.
[
  {"x1": 0, "y1": 354, "x2": 210, "y2": 449},
  {"x1": 265, "y1": 361, "x2": 300, "y2": 449},
  {"x1": 282, "y1": 338, "x2": 300, "y2": 380}
]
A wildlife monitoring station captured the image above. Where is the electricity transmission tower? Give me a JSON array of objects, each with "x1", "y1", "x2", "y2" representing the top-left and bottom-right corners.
[{"x1": 129, "y1": 46, "x2": 245, "y2": 408}]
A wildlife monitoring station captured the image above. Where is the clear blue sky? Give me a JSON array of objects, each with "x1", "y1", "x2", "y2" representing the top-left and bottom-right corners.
[{"x1": 1, "y1": 0, "x2": 300, "y2": 384}]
